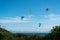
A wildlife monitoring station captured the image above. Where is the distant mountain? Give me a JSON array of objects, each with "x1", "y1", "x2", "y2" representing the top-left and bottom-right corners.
[{"x1": 18, "y1": 33, "x2": 49, "y2": 36}]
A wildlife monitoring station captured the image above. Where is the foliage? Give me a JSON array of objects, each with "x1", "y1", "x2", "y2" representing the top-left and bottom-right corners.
[
  {"x1": 44, "y1": 26, "x2": 60, "y2": 40},
  {"x1": 0, "y1": 26, "x2": 60, "y2": 40},
  {"x1": 0, "y1": 28, "x2": 15, "y2": 40}
]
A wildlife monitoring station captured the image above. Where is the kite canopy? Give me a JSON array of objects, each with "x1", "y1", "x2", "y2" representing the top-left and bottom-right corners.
[
  {"x1": 46, "y1": 8, "x2": 50, "y2": 12},
  {"x1": 29, "y1": 9, "x2": 32, "y2": 14},
  {"x1": 39, "y1": 23, "x2": 41, "y2": 27},
  {"x1": 21, "y1": 16, "x2": 24, "y2": 20}
]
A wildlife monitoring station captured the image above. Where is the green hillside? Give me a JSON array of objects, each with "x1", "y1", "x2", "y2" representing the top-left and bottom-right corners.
[{"x1": 0, "y1": 28, "x2": 15, "y2": 40}]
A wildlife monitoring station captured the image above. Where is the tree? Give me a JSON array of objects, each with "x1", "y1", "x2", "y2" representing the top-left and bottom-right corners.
[{"x1": 46, "y1": 26, "x2": 60, "y2": 40}]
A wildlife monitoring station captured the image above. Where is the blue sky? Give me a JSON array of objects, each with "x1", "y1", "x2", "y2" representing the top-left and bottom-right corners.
[{"x1": 0, "y1": 0, "x2": 60, "y2": 33}]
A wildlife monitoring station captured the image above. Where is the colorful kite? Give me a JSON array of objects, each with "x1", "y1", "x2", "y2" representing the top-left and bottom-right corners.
[
  {"x1": 45, "y1": 8, "x2": 50, "y2": 12},
  {"x1": 29, "y1": 9, "x2": 32, "y2": 14},
  {"x1": 21, "y1": 16, "x2": 24, "y2": 20},
  {"x1": 39, "y1": 23, "x2": 41, "y2": 27}
]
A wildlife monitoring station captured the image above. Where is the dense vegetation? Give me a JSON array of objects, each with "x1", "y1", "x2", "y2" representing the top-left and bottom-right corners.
[{"x1": 0, "y1": 26, "x2": 60, "y2": 40}]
